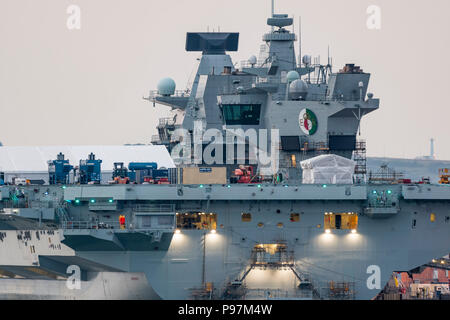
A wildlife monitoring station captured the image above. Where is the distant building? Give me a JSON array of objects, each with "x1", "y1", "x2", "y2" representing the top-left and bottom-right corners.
[
  {"x1": 415, "y1": 138, "x2": 436, "y2": 160},
  {"x1": 379, "y1": 259, "x2": 450, "y2": 300}
]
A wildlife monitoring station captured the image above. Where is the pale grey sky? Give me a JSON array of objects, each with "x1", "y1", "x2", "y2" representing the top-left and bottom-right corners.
[{"x1": 0, "y1": 0, "x2": 449, "y2": 159}]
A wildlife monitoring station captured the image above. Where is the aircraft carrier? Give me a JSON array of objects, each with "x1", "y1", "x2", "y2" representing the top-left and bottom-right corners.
[{"x1": 0, "y1": 3, "x2": 450, "y2": 300}]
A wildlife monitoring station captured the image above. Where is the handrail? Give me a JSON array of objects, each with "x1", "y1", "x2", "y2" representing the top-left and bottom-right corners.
[
  {"x1": 62, "y1": 220, "x2": 120, "y2": 230},
  {"x1": 148, "y1": 90, "x2": 190, "y2": 99},
  {"x1": 62, "y1": 218, "x2": 176, "y2": 230},
  {"x1": 134, "y1": 204, "x2": 175, "y2": 213}
]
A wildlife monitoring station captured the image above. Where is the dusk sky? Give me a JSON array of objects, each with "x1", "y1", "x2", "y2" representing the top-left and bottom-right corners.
[{"x1": 0, "y1": 0, "x2": 449, "y2": 159}]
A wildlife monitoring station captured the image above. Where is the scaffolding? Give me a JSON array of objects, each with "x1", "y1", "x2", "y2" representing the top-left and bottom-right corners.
[
  {"x1": 353, "y1": 140, "x2": 366, "y2": 183},
  {"x1": 220, "y1": 241, "x2": 321, "y2": 299},
  {"x1": 222, "y1": 280, "x2": 248, "y2": 300},
  {"x1": 300, "y1": 141, "x2": 330, "y2": 158},
  {"x1": 189, "y1": 282, "x2": 215, "y2": 300},
  {"x1": 368, "y1": 163, "x2": 404, "y2": 184},
  {"x1": 327, "y1": 281, "x2": 355, "y2": 300}
]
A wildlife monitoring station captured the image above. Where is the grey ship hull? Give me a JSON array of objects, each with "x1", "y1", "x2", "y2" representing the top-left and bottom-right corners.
[
  {"x1": 66, "y1": 184, "x2": 449, "y2": 300},
  {"x1": 1, "y1": 183, "x2": 447, "y2": 300}
]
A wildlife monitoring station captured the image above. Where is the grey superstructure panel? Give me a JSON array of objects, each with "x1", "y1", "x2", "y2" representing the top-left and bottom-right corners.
[
  {"x1": 402, "y1": 185, "x2": 450, "y2": 199},
  {"x1": 64, "y1": 184, "x2": 367, "y2": 201}
]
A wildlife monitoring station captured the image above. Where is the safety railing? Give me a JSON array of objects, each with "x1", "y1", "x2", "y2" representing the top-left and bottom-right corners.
[
  {"x1": 151, "y1": 135, "x2": 161, "y2": 144},
  {"x1": 62, "y1": 219, "x2": 176, "y2": 231},
  {"x1": 158, "y1": 117, "x2": 176, "y2": 127},
  {"x1": 147, "y1": 90, "x2": 190, "y2": 99},
  {"x1": 62, "y1": 220, "x2": 121, "y2": 230},
  {"x1": 245, "y1": 288, "x2": 312, "y2": 300},
  {"x1": 255, "y1": 76, "x2": 281, "y2": 84},
  {"x1": 240, "y1": 60, "x2": 267, "y2": 69},
  {"x1": 134, "y1": 204, "x2": 175, "y2": 213}
]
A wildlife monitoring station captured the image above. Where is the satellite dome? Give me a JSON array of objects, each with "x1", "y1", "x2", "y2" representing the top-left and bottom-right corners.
[
  {"x1": 248, "y1": 55, "x2": 257, "y2": 66},
  {"x1": 286, "y1": 70, "x2": 300, "y2": 83},
  {"x1": 157, "y1": 78, "x2": 176, "y2": 96},
  {"x1": 302, "y1": 55, "x2": 312, "y2": 66},
  {"x1": 289, "y1": 79, "x2": 308, "y2": 100}
]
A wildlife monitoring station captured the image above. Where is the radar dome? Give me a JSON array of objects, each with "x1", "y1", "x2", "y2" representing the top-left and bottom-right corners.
[
  {"x1": 289, "y1": 79, "x2": 308, "y2": 100},
  {"x1": 302, "y1": 55, "x2": 312, "y2": 66},
  {"x1": 157, "y1": 78, "x2": 176, "y2": 96},
  {"x1": 248, "y1": 55, "x2": 257, "y2": 66},
  {"x1": 286, "y1": 71, "x2": 300, "y2": 83}
]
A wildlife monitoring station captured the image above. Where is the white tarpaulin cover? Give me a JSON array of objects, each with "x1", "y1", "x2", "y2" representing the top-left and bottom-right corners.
[{"x1": 300, "y1": 154, "x2": 355, "y2": 184}]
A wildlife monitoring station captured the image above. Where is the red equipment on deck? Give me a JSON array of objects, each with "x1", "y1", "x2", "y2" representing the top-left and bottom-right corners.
[{"x1": 233, "y1": 165, "x2": 260, "y2": 184}]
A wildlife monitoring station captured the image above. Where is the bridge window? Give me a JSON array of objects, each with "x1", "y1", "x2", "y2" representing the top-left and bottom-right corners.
[
  {"x1": 290, "y1": 213, "x2": 300, "y2": 222},
  {"x1": 222, "y1": 104, "x2": 261, "y2": 125},
  {"x1": 280, "y1": 136, "x2": 300, "y2": 151},
  {"x1": 176, "y1": 212, "x2": 217, "y2": 230},
  {"x1": 324, "y1": 212, "x2": 358, "y2": 230}
]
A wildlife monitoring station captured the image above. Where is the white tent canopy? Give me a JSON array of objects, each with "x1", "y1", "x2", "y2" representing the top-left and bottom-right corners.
[
  {"x1": 0, "y1": 145, "x2": 175, "y2": 183},
  {"x1": 300, "y1": 154, "x2": 355, "y2": 185}
]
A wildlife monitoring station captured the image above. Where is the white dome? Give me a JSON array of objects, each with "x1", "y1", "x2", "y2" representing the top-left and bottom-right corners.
[
  {"x1": 290, "y1": 79, "x2": 308, "y2": 100},
  {"x1": 157, "y1": 78, "x2": 176, "y2": 96},
  {"x1": 248, "y1": 55, "x2": 257, "y2": 65},
  {"x1": 290, "y1": 79, "x2": 308, "y2": 92},
  {"x1": 286, "y1": 70, "x2": 300, "y2": 83}
]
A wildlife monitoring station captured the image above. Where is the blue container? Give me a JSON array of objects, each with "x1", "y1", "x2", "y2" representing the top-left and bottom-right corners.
[{"x1": 128, "y1": 162, "x2": 157, "y2": 171}]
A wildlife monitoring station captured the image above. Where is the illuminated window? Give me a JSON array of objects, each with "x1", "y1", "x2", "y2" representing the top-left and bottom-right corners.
[
  {"x1": 241, "y1": 213, "x2": 252, "y2": 222},
  {"x1": 430, "y1": 213, "x2": 436, "y2": 222},
  {"x1": 291, "y1": 154, "x2": 296, "y2": 168},
  {"x1": 324, "y1": 212, "x2": 358, "y2": 230},
  {"x1": 257, "y1": 222, "x2": 264, "y2": 228},
  {"x1": 277, "y1": 223, "x2": 284, "y2": 228},
  {"x1": 290, "y1": 213, "x2": 300, "y2": 222},
  {"x1": 176, "y1": 212, "x2": 217, "y2": 230}
]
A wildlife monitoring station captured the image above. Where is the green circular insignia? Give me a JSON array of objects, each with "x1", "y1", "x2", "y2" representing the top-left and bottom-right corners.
[{"x1": 299, "y1": 108, "x2": 318, "y2": 135}]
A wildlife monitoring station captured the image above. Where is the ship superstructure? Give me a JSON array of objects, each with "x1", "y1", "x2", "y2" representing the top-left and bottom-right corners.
[
  {"x1": 146, "y1": 13, "x2": 377, "y2": 183},
  {"x1": 0, "y1": 5, "x2": 450, "y2": 300}
]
